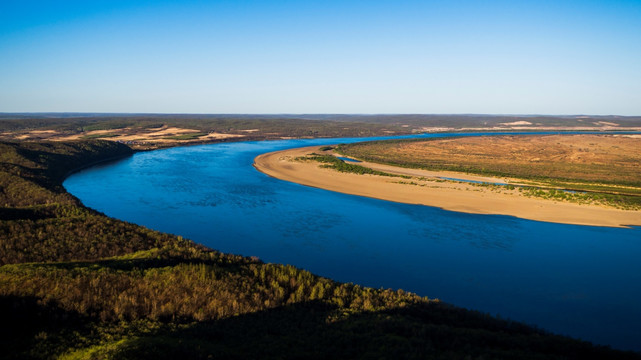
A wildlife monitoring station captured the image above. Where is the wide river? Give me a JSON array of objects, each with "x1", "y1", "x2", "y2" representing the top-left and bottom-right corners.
[{"x1": 64, "y1": 132, "x2": 641, "y2": 352}]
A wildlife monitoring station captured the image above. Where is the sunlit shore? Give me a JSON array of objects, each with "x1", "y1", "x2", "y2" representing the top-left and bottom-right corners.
[{"x1": 254, "y1": 146, "x2": 641, "y2": 228}]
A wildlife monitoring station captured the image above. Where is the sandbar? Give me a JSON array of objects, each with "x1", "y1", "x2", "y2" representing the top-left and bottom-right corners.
[{"x1": 254, "y1": 146, "x2": 641, "y2": 228}]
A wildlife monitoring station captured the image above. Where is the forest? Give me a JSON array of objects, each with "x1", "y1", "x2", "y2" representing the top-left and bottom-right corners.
[{"x1": 2, "y1": 138, "x2": 641, "y2": 359}]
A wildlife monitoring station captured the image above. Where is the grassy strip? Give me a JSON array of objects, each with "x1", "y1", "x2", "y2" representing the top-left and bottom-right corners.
[
  {"x1": 298, "y1": 154, "x2": 409, "y2": 178},
  {"x1": 395, "y1": 177, "x2": 641, "y2": 210},
  {"x1": 519, "y1": 187, "x2": 641, "y2": 210},
  {"x1": 162, "y1": 132, "x2": 207, "y2": 140},
  {"x1": 80, "y1": 133, "x2": 120, "y2": 139}
]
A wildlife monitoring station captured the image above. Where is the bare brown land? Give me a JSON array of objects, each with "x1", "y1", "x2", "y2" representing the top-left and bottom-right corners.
[
  {"x1": 4, "y1": 125, "x2": 245, "y2": 150},
  {"x1": 254, "y1": 137, "x2": 641, "y2": 228},
  {"x1": 337, "y1": 134, "x2": 641, "y2": 185}
]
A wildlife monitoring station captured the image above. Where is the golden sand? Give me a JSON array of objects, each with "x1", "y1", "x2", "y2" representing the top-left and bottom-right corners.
[{"x1": 254, "y1": 146, "x2": 641, "y2": 228}]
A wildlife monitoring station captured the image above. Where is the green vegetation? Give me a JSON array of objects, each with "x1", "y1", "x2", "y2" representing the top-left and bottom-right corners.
[
  {"x1": 1, "y1": 139, "x2": 640, "y2": 359},
  {"x1": 297, "y1": 154, "x2": 408, "y2": 178},
  {"x1": 82, "y1": 121, "x2": 138, "y2": 132},
  {"x1": 80, "y1": 133, "x2": 121, "y2": 139},
  {"x1": 162, "y1": 132, "x2": 207, "y2": 140},
  {"x1": 518, "y1": 187, "x2": 641, "y2": 210}
]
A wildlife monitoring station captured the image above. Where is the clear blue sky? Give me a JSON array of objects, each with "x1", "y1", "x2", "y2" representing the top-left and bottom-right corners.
[{"x1": 1, "y1": 0, "x2": 640, "y2": 114}]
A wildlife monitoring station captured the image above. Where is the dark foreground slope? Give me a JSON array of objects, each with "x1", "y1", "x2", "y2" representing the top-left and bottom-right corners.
[{"x1": 1, "y1": 140, "x2": 639, "y2": 359}]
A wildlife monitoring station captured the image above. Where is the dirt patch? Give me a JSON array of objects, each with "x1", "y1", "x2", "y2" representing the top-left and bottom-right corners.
[
  {"x1": 200, "y1": 133, "x2": 245, "y2": 140},
  {"x1": 614, "y1": 134, "x2": 641, "y2": 139},
  {"x1": 593, "y1": 121, "x2": 619, "y2": 126},
  {"x1": 500, "y1": 121, "x2": 532, "y2": 126},
  {"x1": 6, "y1": 125, "x2": 247, "y2": 147},
  {"x1": 340, "y1": 135, "x2": 641, "y2": 185}
]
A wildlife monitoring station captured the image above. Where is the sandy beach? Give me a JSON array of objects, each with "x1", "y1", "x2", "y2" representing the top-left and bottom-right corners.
[{"x1": 254, "y1": 146, "x2": 641, "y2": 228}]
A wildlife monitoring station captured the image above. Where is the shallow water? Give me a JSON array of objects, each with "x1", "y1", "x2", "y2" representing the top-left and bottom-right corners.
[
  {"x1": 438, "y1": 176, "x2": 508, "y2": 185},
  {"x1": 64, "y1": 133, "x2": 641, "y2": 351},
  {"x1": 336, "y1": 156, "x2": 362, "y2": 162}
]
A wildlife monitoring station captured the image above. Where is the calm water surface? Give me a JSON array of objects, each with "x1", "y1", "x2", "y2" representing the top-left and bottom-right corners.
[{"x1": 64, "y1": 133, "x2": 641, "y2": 351}]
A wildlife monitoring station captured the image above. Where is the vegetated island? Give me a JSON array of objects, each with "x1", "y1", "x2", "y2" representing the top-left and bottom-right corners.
[{"x1": 254, "y1": 134, "x2": 641, "y2": 228}]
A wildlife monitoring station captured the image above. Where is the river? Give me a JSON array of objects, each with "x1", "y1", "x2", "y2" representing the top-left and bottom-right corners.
[{"x1": 63, "y1": 132, "x2": 641, "y2": 351}]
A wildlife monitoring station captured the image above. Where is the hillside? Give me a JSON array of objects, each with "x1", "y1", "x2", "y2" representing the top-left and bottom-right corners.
[{"x1": 1, "y1": 140, "x2": 639, "y2": 359}]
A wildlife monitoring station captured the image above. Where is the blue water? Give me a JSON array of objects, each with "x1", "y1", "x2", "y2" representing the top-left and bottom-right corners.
[
  {"x1": 64, "y1": 133, "x2": 641, "y2": 352},
  {"x1": 438, "y1": 177, "x2": 586, "y2": 196},
  {"x1": 336, "y1": 156, "x2": 362, "y2": 163},
  {"x1": 439, "y1": 176, "x2": 508, "y2": 185}
]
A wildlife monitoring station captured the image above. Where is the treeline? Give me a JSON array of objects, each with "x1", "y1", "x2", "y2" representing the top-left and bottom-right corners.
[
  {"x1": 298, "y1": 114, "x2": 641, "y2": 128},
  {"x1": 1, "y1": 140, "x2": 640, "y2": 359},
  {"x1": 1, "y1": 140, "x2": 133, "y2": 203},
  {"x1": 3, "y1": 113, "x2": 641, "y2": 132},
  {"x1": 0, "y1": 257, "x2": 421, "y2": 324}
]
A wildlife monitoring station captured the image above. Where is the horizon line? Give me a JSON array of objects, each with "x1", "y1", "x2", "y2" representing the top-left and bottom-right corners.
[{"x1": 1, "y1": 112, "x2": 639, "y2": 118}]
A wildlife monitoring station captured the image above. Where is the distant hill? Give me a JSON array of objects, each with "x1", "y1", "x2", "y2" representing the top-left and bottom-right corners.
[{"x1": 2, "y1": 113, "x2": 641, "y2": 130}]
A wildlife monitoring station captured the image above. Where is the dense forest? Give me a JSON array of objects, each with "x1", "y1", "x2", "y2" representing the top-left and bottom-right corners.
[{"x1": 1, "y1": 139, "x2": 640, "y2": 359}]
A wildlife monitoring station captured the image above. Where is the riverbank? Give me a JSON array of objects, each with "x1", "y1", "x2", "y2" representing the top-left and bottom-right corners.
[{"x1": 254, "y1": 146, "x2": 641, "y2": 228}]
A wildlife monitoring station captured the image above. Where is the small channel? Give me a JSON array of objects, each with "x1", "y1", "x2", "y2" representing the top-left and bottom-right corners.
[
  {"x1": 336, "y1": 156, "x2": 362, "y2": 163},
  {"x1": 438, "y1": 176, "x2": 508, "y2": 186}
]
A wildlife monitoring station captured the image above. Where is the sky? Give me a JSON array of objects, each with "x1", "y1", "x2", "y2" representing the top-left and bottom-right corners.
[{"x1": 0, "y1": 0, "x2": 640, "y2": 115}]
